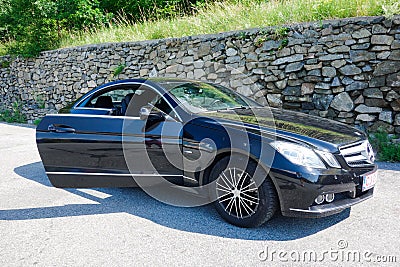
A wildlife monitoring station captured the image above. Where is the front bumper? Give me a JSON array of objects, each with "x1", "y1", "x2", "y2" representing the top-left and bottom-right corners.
[
  {"x1": 284, "y1": 188, "x2": 374, "y2": 218},
  {"x1": 270, "y1": 164, "x2": 377, "y2": 218}
]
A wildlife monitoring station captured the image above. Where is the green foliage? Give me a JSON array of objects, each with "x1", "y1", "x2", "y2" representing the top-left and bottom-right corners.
[
  {"x1": 0, "y1": 101, "x2": 26, "y2": 123},
  {"x1": 112, "y1": 63, "x2": 126, "y2": 78},
  {"x1": 33, "y1": 119, "x2": 42, "y2": 125},
  {"x1": 253, "y1": 26, "x2": 289, "y2": 48},
  {"x1": 56, "y1": 0, "x2": 110, "y2": 31},
  {"x1": 237, "y1": 31, "x2": 248, "y2": 40},
  {"x1": 382, "y1": 1, "x2": 400, "y2": 18},
  {"x1": 58, "y1": 0, "x2": 400, "y2": 50},
  {"x1": 369, "y1": 129, "x2": 400, "y2": 162},
  {"x1": 35, "y1": 94, "x2": 45, "y2": 109},
  {"x1": 0, "y1": 0, "x2": 110, "y2": 57},
  {"x1": 0, "y1": 44, "x2": 6, "y2": 55},
  {"x1": 274, "y1": 27, "x2": 289, "y2": 50},
  {"x1": 99, "y1": 0, "x2": 199, "y2": 21},
  {"x1": 1, "y1": 0, "x2": 57, "y2": 57},
  {"x1": 0, "y1": 59, "x2": 10, "y2": 68},
  {"x1": 0, "y1": 0, "x2": 202, "y2": 58},
  {"x1": 1, "y1": 0, "x2": 399, "y2": 56},
  {"x1": 254, "y1": 36, "x2": 267, "y2": 47},
  {"x1": 274, "y1": 27, "x2": 290, "y2": 39},
  {"x1": 279, "y1": 39, "x2": 289, "y2": 50}
]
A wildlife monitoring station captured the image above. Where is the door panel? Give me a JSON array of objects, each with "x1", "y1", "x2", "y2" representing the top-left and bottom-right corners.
[
  {"x1": 122, "y1": 118, "x2": 184, "y2": 184},
  {"x1": 36, "y1": 114, "x2": 183, "y2": 187},
  {"x1": 37, "y1": 115, "x2": 126, "y2": 173}
]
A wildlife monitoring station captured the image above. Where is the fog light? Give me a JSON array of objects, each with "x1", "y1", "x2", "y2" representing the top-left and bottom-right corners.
[
  {"x1": 348, "y1": 191, "x2": 356, "y2": 198},
  {"x1": 325, "y1": 193, "x2": 335, "y2": 203},
  {"x1": 315, "y1": 195, "x2": 325, "y2": 204}
]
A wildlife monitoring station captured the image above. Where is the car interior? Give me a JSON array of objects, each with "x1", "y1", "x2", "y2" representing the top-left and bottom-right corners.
[
  {"x1": 94, "y1": 95, "x2": 114, "y2": 109},
  {"x1": 86, "y1": 87, "x2": 173, "y2": 118}
]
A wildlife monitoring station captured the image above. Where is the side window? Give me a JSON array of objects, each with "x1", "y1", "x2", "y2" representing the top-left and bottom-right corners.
[
  {"x1": 124, "y1": 88, "x2": 159, "y2": 117},
  {"x1": 83, "y1": 87, "x2": 135, "y2": 116},
  {"x1": 81, "y1": 85, "x2": 179, "y2": 120},
  {"x1": 88, "y1": 89, "x2": 135, "y2": 109},
  {"x1": 125, "y1": 89, "x2": 179, "y2": 120}
]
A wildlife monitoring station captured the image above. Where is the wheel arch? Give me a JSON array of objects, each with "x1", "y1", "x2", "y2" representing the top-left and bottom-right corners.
[{"x1": 199, "y1": 149, "x2": 281, "y2": 209}]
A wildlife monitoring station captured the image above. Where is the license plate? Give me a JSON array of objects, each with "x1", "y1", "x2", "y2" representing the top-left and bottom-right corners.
[{"x1": 362, "y1": 171, "x2": 377, "y2": 191}]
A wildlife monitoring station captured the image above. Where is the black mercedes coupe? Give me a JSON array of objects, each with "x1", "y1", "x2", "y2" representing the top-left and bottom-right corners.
[{"x1": 36, "y1": 78, "x2": 377, "y2": 227}]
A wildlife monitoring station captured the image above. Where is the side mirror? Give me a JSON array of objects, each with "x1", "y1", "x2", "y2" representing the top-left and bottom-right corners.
[
  {"x1": 139, "y1": 105, "x2": 164, "y2": 121},
  {"x1": 139, "y1": 106, "x2": 151, "y2": 120}
]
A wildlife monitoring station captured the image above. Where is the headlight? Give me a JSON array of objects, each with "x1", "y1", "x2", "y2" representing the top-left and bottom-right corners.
[
  {"x1": 271, "y1": 141, "x2": 326, "y2": 169},
  {"x1": 315, "y1": 150, "x2": 341, "y2": 168}
]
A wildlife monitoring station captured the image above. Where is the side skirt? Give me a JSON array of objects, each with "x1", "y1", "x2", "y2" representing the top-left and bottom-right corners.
[
  {"x1": 46, "y1": 172, "x2": 138, "y2": 188},
  {"x1": 46, "y1": 172, "x2": 184, "y2": 188}
]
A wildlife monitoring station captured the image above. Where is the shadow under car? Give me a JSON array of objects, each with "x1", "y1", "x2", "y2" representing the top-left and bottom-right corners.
[{"x1": 3, "y1": 161, "x2": 352, "y2": 241}]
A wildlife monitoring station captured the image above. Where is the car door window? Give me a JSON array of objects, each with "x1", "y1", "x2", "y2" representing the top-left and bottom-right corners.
[
  {"x1": 86, "y1": 89, "x2": 135, "y2": 114},
  {"x1": 151, "y1": 95, "x2": 180, "y2": 121},
  {"x1": 89, "y1": 89, "x2": 133, "y2": 105},
  {"x1": 124, "y1": 89, "x2": 180, "y2": 121},
  {"x1": 80, "y1": 85, "x2": 179, "y2": 120}
]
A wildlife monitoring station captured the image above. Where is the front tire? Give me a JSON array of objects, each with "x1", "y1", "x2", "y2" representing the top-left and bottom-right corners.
[{"x1": 209, "y1": 156, "x2": 278, "y2": 228}]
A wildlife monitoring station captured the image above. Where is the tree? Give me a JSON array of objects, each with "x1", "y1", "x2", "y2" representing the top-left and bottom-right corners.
[
  {"x1": 0, "y1": 0, "x2": 209, "y2": 57},
  {"x1": 56, "y1": 0, "x2": 110, "y2": 31},
  {"x1": 0, "y1": 0, "x2": 109, "y2": 57}
]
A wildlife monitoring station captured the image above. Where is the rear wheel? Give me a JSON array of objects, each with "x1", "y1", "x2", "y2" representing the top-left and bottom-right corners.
[{"x1": 209, "y1": 156, "x2": 278, "y2": 228}]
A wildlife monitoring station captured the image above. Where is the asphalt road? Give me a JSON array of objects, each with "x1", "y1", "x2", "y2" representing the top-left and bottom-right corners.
[{"x1": 0, "y1": 122, "x2": 399, "y2": 266}]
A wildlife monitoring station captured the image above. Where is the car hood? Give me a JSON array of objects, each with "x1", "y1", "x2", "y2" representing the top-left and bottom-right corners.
[{"x1": 199, "y1": 107, "x2": 365, "y2": 149}]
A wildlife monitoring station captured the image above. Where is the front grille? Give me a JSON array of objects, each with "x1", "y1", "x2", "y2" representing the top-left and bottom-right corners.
[{"x1": 339, "y1": 140, "x2": 375, "y2": 167}]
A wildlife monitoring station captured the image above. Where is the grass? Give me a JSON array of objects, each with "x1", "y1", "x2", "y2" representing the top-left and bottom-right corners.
[
  {"x1": 369, "y1": 131, "x2": 400, "y2": 162},
  {"x1": 33, "y1": 119, "x2": 42, "y2": 126},
  {"x1": 57, "y1": 0, "x2": 400, "y2": 49},
  {"x1": 0, "y1": 102, "x2": 26, "y2": 123}
]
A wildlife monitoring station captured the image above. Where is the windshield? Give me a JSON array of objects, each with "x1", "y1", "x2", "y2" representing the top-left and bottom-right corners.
[{"x1": 163, "y1": 82, "x2": 260, "y2": 113}]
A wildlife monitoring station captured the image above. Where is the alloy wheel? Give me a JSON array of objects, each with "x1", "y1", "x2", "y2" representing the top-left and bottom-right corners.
[{"x1": 215, "y1": 168, "x2": 260, "y2": 219}]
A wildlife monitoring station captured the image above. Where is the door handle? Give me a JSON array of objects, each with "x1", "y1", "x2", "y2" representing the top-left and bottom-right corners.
[{"x1": 48, "y1": 124, "x2": 76, "y2": 133}]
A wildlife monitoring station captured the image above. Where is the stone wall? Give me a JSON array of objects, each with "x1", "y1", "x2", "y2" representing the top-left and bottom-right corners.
[{"x1": 0, "y1": 15, "x2": 400, "y2": 133}]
